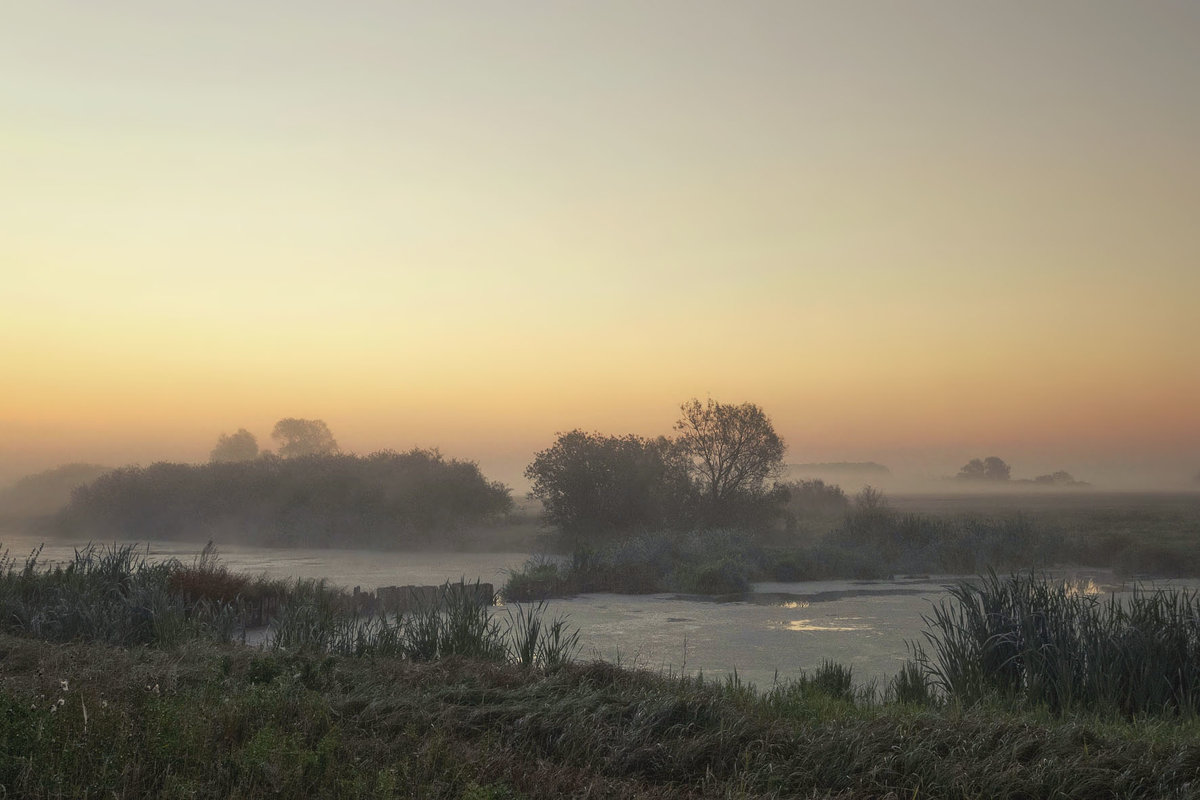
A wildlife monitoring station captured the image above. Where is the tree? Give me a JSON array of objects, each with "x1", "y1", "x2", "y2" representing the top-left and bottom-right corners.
[
  {"x1": 674, "y1": 398, "x2": 785, "y2": 520},
  {"x1": 525, "y1": 431, "x2": 690, "y2": 537},
  {"x1": 957, "y1": 458, "x2": 986, "y2": 480},
  {"x1": 271, "y1": 418, "x2": 339, "y2": 458},
  {"x1": 209, "y1": 428, "x2": 259, "y2": 463},
  {"x1": 957, "y1": 456, "x2": 1011, "y2": 481},
  {"x1": 983, "y1": 456, "x2": 1011, "y2": 481}
]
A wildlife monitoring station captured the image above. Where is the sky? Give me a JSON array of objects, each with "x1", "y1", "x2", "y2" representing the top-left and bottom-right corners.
[{"x1": 3, "y1": 1, "x2": 1199, "y2": 490}]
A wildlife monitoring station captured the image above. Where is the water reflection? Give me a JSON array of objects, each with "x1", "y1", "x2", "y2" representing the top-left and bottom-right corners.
[{"x1": 781, "y1": 618, "x2": 869, "y2": 632}]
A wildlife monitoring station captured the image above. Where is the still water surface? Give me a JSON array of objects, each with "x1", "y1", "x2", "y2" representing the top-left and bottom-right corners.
[{"x1": 0, "y1": 532, "x2": 1169, "y2": 690}]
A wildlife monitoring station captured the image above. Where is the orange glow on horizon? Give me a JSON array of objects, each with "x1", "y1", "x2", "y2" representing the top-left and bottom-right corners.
[{"x1": 3, "y1": 3, "x2": 1198, "y2": 489}]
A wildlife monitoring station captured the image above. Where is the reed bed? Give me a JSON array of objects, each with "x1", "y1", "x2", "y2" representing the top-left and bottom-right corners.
[
  {"x1": 269, "y1": 579, "x2": 581, "y2": 669},
  {"x1": 918, "y1": 571, "x2": 1200, "y2": 716},
  {"x1": 0, "y1": 543, "x2": 240, "y2": 646},
  {"x1": 0, "y1": 543, "x2": 581, "y2": 670}
]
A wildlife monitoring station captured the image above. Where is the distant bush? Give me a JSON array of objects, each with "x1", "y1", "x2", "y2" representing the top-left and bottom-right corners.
[
  {"x1": 502, "y1": 557, "x2": 576, "y2": 602},
  {"x1": 54, "y1": 450, "x2": 512, "y2": 549},
  {"x1": 503, "y1": 530, "x2": 765, "y2": 600},
  {"x1": 669, "y1": 557, "x2": 751, "y2": 595},
  {"x1": 827, "y1": 490, "x2": 1061, "y2": 577},
  {"x1": 781, "y1": 479, "x2": 849, "y2": 520}
]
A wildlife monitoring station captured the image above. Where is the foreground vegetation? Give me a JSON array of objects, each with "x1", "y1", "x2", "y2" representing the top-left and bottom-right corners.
[
  {"x1": 1, "y1": 545, "x2": 1199, "y2": 797},
  {"x1": 919, "y1": 571, "x2": 1200, "y2": 718},
  {"x1": 6, "y1": 635, "x2": 1200, "y2": 799}
]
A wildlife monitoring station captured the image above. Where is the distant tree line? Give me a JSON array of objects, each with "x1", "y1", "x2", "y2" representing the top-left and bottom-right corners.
[
  {"x1": 956, "y1": 457, "x2": 1089, "y2": 487},
  {"x1": 209, "y1": 418, "x2": 339, "y2": 462},
  {"x1": 55, "y1": 449, "x2": 512, "y2": 548}
]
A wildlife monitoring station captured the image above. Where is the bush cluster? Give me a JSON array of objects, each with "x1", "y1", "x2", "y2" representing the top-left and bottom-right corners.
[
  {"x1": 505, "y1": 494, "x2": 1071, "y2": 600},
  {"x1": 504, "y1": 531, "x2": 762, "y2": 600},
  {"x1": 54, "y1": 450, "x2": 512, "y2": 548}
]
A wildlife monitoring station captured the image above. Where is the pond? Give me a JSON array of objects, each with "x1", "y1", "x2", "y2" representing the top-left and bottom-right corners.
[{"x1": 0, "y1": 531, "x2": 1176, "y2": 690}]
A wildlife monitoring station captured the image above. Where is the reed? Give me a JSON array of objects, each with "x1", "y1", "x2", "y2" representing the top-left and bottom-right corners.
[
  {"x1": 0, "y1": 543, "x2": 238, "y2": 647},
  {"x1": 266, "y1": 578, "x2": 580, "y2": 669},
  {"x1": 918, "y1": 571, "x2": 1200, "y2": 716}
]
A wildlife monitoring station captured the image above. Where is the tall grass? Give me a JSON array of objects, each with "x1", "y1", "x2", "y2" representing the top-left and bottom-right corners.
[
  {"x1": 0, "y1": 543, "x2": 238, "y2": 646},
  {"x1": 0, "y1": 544, "x2": 582, "y2": 670},
  {"x1": 267, "y1": 578, "x2": 581, "y2": 668},
  {"x1": 6, "y1": 633, "x2": 1200, "y2": 799},
  {"x1": 506, "y1": 601, "x2": 581, "y2": 669},
  {"x1": 918, "y1": 571, "x2": 1200, "y2": 716}
]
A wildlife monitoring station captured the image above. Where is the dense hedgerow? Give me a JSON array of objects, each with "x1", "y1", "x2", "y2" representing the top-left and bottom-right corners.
[{"x1": 53, "y1": 450, "x2": 513, "y2": 548}]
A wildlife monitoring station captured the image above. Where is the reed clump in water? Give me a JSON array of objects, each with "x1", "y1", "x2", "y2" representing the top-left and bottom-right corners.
[
  {"x1": 267, "y1": 578, "x2": 581, "y2": 669},
  {"x1": 918, "y1": 571, "x2": 1200, "y2": 717}
]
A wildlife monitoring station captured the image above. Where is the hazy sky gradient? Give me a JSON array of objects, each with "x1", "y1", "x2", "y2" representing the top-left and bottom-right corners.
[{"x1": 3, "y1": 2, "x2": 1198, "y2": 488}]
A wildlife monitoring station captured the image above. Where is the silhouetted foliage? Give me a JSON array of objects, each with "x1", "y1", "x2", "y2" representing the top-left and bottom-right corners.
[
  {"x1": 525, "y1": 431, "x2": 691, "y2": 539},
  {"x1": 55, "y1": 450, "x2": 512, "y2": 548},
  {"x1": 674, "y1": 398, "x2": 786, "y2": 524},
  {"x1": 271, "y1": 418, "x2": 339, "y2": 458},
  {"x1": 209, "y1": 428, "x2": 259, "y2": 463},
  {"x1": 957, "y1": 456, "x2": 1011, "y2": 481},
  {"x1": 526, "y1": 399, "x2": 790, "y2": 539}
]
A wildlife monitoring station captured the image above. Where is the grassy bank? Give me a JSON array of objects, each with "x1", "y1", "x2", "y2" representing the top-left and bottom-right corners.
[{"x1": 3, "y1": 635, "x2": 1200, "y2": 799}]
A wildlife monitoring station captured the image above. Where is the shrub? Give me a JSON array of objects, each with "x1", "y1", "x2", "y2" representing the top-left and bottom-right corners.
[
  {"x1": 669, "y1": 558, "x2": 750, "y2": 595},
  {"x1": 55, "y1": 450, "x2": 513, "y2": 548}
]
